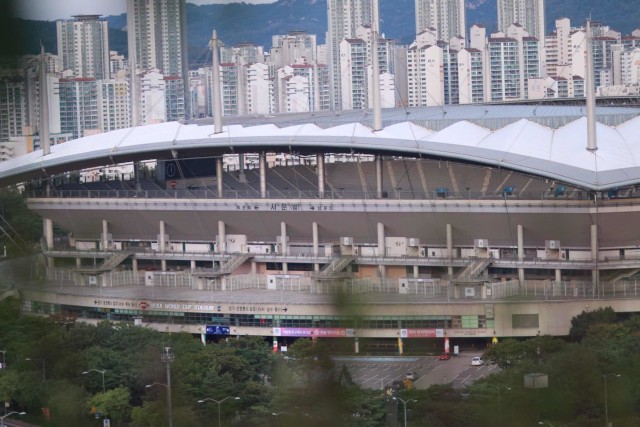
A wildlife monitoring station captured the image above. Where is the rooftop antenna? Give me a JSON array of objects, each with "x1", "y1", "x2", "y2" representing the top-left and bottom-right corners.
[
  {"x1": 586, "y1": 19, "x2": 597, "y2": 152},
  {"x1": 210, "y1": 29, "x2": 223, "y2": 134},
  {"x1": 39, "y1": 43, "x2": 50, "y2": 156}
]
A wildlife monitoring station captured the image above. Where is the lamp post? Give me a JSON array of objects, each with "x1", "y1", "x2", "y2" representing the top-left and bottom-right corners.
[
  {"x1": 603, "y1": 374, "x2": 621, "y2": 427},
  {"x1": 392, "y1": 396, "x2": 416, "y2": 427},
  {"x1": 197, "y1": 396, "x2": 240, "y2": 427},
  {"x1": 145, "y1": 382, "x2": 172, "y2": 427},
  {"x1": 83, "y1": 369, "x2": 106, "y2": 393},
  {"x1": 0, "y1": 350, "x2": 5, "y2": 369},
  {"x1": 0, "y1": 411, "x2": 26, "y2": 427},
  {"x1": 24, "y1": 358, "x2": 45, "y2": 381}
]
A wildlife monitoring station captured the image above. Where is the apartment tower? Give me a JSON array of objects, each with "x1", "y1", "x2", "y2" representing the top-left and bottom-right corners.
[
  {"x1": 415, "y1": 0, "x2": 466, "y2": 42},
  {"x1": 327, "y1": 0, "x2": 379, "y2": 110},
  {"x1": 497, "y1": 0, "x2": 545, "y2": 40},
  {"x1": 126, "y1": 0, "x2": 189, "y2": 119},
  {"x1": 56, "y1": 15, "x2": 110, "y2": 80}
]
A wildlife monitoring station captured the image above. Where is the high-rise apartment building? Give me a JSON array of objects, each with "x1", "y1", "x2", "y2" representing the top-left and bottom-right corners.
[
  {"x1": 415, "y1": 0, "x2": 466, "y2": 43},
  {"x1": 270, "y1": 32, "x2": 317, "y2": 68},
  {"x1": 407, "y1": 42, "x2": 444, "y2": 107},
  {"x1": 126, "y1": 0, "x2": 188, "y2": 118},
  {"x1": 246, "y1": 63, "x2": 274, "y2": 115},
  {"x1": 58, "y1": 78, "x2": 100, "y2": 139},
  {"x1": 338, "y1": 25, "x2": 394, "y2": 110},
  {"x1": 497, "y1": 0, "x2": 545, "y2": 40},
  {"x1": 56, "y1": 15, "x2": 110, "y2": 80},
  {"x1": 0, "y1": 74, "x2": 25, "y2": 141},
  {"x1": 98, "y1": 77, "x2": 131, "y2": 133},
  {"x1": 327, "y1": 0, "x2": 379, "y2": 110}
]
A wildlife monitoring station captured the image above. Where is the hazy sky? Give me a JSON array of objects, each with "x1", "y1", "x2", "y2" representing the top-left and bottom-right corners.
[{"x1": 14, "y1": 0, "x2": 278, "y2": 21}]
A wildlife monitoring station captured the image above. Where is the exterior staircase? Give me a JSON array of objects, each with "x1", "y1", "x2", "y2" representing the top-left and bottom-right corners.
[
  {"x1": 317, "y1": 256, "x2": 355, "y2": 278},
  {"x1": 76, "y1": 251, "x2": 134, "y2": 274},
  {"x1": 219, "y1": 253, "x2": 253, "y2": 274},
  {"x1": 454, "y1": 258, "x2": 494, "y2": 282}
]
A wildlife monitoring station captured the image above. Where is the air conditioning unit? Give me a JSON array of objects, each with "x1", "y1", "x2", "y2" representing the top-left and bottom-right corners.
[
  {"x1": 408, "y1": 238, "x2": 420, "y2": 247},
  {"x1": 545, "y1": 240, "x2": 560, "y2": 250},
  {"x1": 475, "y1": 239, "x2": 488, "y2": 248},
  {"x1": 341, "y1": 237, "x2": 353, "y2": 246}
]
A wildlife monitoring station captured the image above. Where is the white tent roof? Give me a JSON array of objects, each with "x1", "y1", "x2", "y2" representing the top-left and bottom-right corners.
[{"x1": 2, "y1": 110, "x2": 640, "y2": 190}]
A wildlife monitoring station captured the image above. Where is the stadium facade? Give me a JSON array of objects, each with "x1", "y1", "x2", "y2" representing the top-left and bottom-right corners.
[{"x1": 3, "y1": 103, "x2": 640, "y2": 351}]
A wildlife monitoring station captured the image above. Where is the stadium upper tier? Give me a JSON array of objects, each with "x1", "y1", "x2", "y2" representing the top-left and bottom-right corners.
[{"x1": 2, "y1": 104, "x2": 640, "y2": 190}]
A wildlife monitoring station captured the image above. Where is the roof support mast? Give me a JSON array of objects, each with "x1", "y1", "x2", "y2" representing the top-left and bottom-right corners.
[
  {"x1": 586, "y1": 20, "x2": 597, "y2": 152},
  {"x1": 371, "y1": 1, "x2": 382, "y2": 132},
  {"x1": 211, "y1": 29, "x2": 223, "y2": 134}
]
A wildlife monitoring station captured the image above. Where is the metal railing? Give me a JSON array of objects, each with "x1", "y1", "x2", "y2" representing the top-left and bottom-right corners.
[
  {"x1": 26, "y1": 188, "x2": 618, "y2": 203},
  {"x1": 37, "y1": 266, "x2": 640, "y2": 301}
]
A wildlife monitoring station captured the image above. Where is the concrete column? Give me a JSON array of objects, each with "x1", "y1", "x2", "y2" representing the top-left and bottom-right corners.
[
  {"x1": 159, "y1": 220, "x2": 166, "y2": 253},
  {"x1": 413, "y1": 265, "x2": 419, "y2": 278},
  {"x1": 377, "y1": 222, "x2": 385, "y2": 257},
  {"x1": 132, "y1": 258, "x2": 138, "y2": 278},
  {"x1": 316, "y1": 154, "x2": 325, "y2": 197},
  {"x1": 134, "y1": 161, "x2": 141, "y2": 190},
  {"x1": 280, "y1": 222, "x2": 288, "y2": 256},
  {"x1": 190, "y1": 260, "x2": 196, "y2": 271},
  {"x1": 218, "y1": 221, "x2": 226, "y2": 253},
  {"x1": 555, "y1": 269, "x2": 562, "y2": 283},
  {"x1": 259, "y1": 153, "x2": 267, "y2": 198},
  {"x1": 517, "y1": 224, "x2": 525, "y2": 284},
  {"x1": 312, "y1": 222, "x2": 319, "y2": 257},
  {"x1": 281, "y1": 221, "x2": 289, "y2": 274},
  {"x1": 76, "y1": 258, "x2": 81, "y2": 268},
  {"x1": 216, "y1": 158, "x2": 223, "y2": 197},
  {"x1": 161, "y1": 259, "x2": 166, "y2": 272},
  {"x1": 517, "y1": 225, "x2": 524, "y2": 260},
  {"x1": 375, "y1": 155, "x2": 383, "y2": 198},
  {"x1": 43, "y1": 218, "x2": 54, "y2": 250},
  {"x1": 102, "y1": 220, "x2": 109, "y2": 251},
  {"x1": 591, "y1": 224, "x2": 599, "y2": 289},
  {"x1": 251, "y1": 261, "x2": 257, "y2": 275},
  {"x1": 446, "y1": 223, "x2": 453, "y2": 278},
  {"x1": 239, "y1": 153, "x2": 246, "y2": 182},
  {"x1": 312, "y1": 221, "x2": 321, "y2": 272}
]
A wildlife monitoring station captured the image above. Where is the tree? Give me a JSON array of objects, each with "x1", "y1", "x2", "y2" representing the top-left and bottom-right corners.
[
  {"x1": 569, "y1": 307, "x2": 617, "y2": 342},
  {"x1": 86, "y1": 386, "x2": 132, "y2": 425}
]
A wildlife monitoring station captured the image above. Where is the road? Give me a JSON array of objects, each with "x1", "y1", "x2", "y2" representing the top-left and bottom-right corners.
[{"x1": 333, "y1": 352, "x2": 498, "y2": 390}]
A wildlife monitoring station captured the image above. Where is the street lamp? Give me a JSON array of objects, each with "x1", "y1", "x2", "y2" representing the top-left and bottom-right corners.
[
  {"x1": 392, "y1": 396, "x2": 416, "y2": 427},
  {"x1": 24, "y1": 358, "x2": 45, "y2": 381},
  {"x1": 0, "y1": 350, "x2": 6, "y2": 369},
  {"x1": 603, "y1": 373, "x2": 621, "y2": 427},
  {"x1": 0, "y1": 411, "x2": 26, "y2": 427},
  {"x1": 197, "y1": 396, "x2": 240, "y2": 427},
  {"x1": 83, "y1": 369, "x2": 106, "y2": 393},
  {"x1": 145, "y1": 382, "x2": 172, "y2": 427}
]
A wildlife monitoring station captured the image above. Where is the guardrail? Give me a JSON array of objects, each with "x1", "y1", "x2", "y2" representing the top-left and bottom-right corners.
[{"x1": 26, "y1": 188, "x2": 619, "y2": 203}]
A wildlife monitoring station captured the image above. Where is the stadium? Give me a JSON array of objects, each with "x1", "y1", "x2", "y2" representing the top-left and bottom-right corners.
[{"x1": 2, "y1": 102, "x2": 640, "y2": 352}]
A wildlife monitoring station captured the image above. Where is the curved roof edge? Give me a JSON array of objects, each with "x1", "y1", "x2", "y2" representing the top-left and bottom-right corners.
[{"x1": 2, "y1": 115, "x2": 640, "y2": 191}]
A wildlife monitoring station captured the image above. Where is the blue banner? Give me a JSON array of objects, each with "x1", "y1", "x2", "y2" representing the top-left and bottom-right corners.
[{"x1": 206, "y1": 325, "x2": 230, "y2": 335}]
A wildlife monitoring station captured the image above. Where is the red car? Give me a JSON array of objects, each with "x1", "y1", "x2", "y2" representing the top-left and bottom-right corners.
[{"x1": 439, "y1": 353, "x2": 451, "y2": 360}]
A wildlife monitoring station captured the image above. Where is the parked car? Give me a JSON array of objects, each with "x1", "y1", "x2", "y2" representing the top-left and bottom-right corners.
[
  {"x1": 405, "y1": 372, "x2": 419, "y2": 381},
  {"x1": 439, "y1": 353, "x2": 451, "y2": 360},
  {"x1": 471, "y1": 356, "x2": 484, "y2": 366}
]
